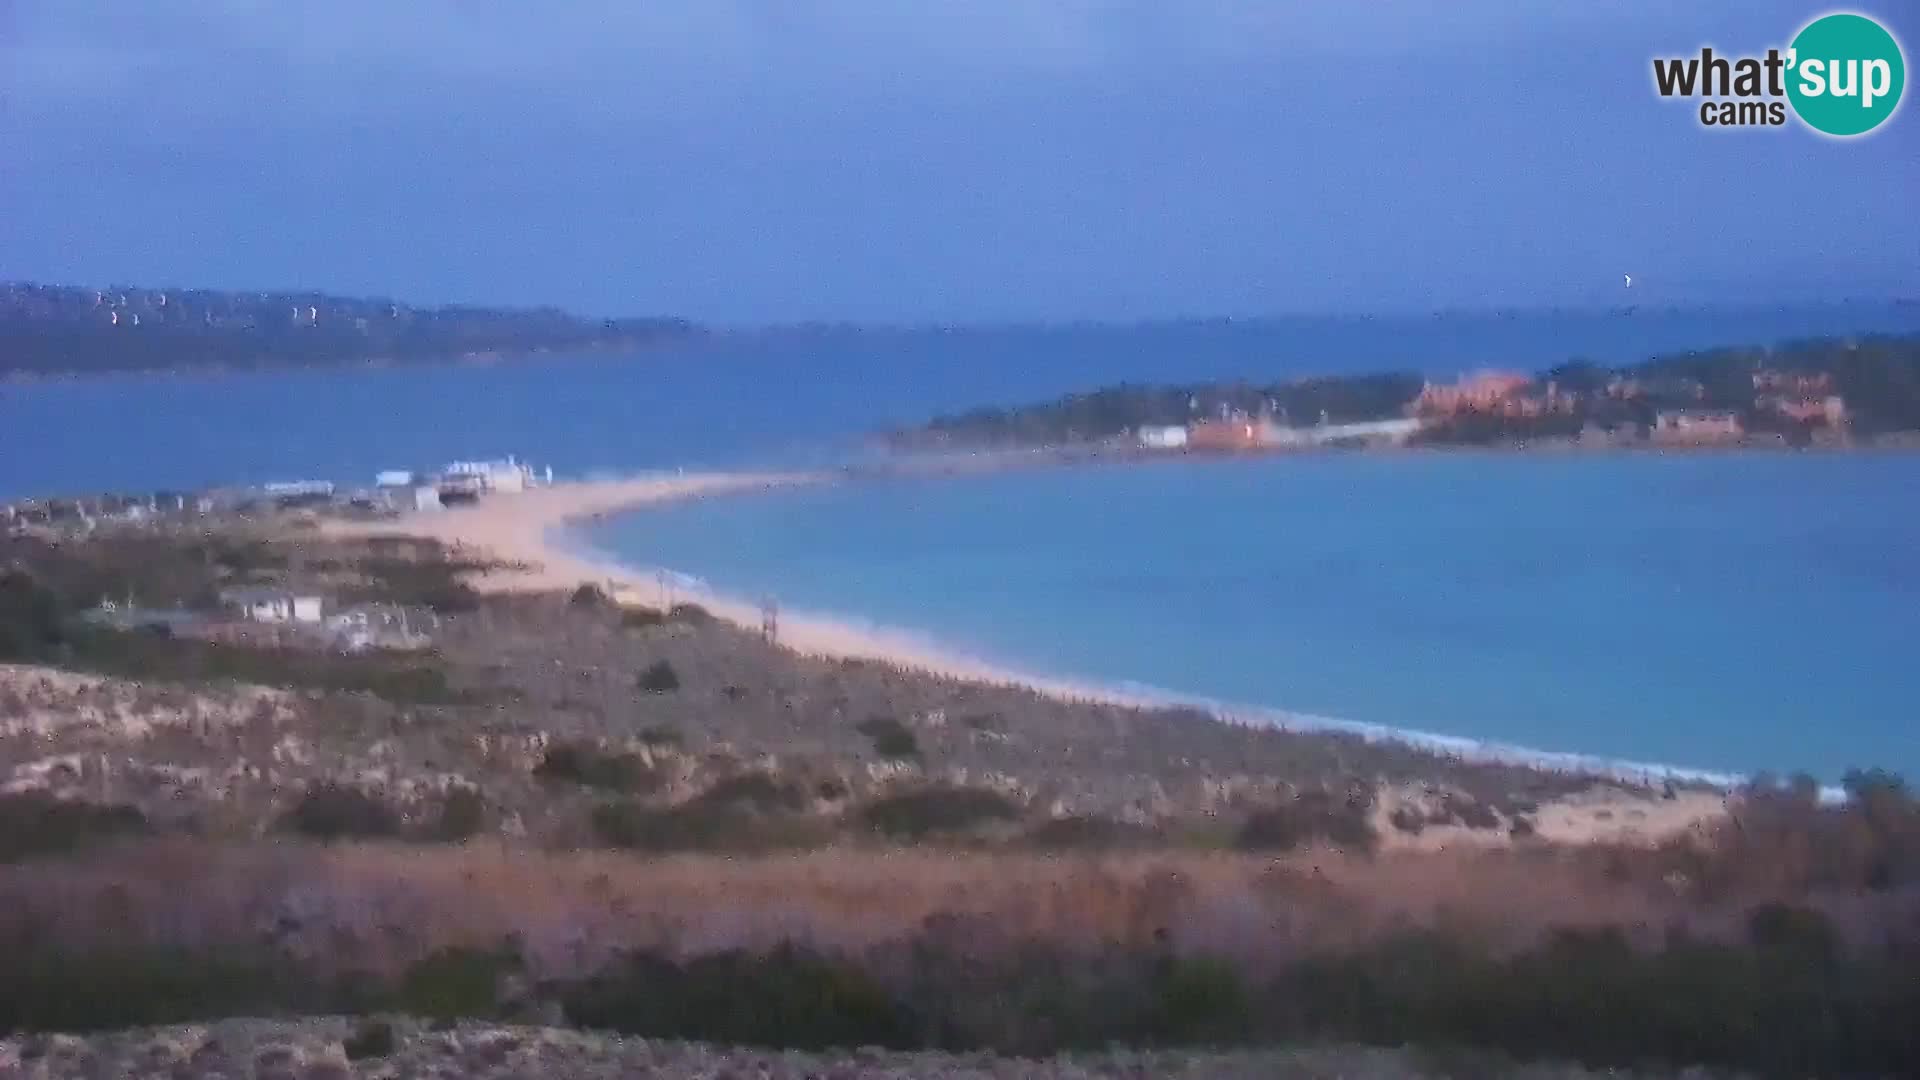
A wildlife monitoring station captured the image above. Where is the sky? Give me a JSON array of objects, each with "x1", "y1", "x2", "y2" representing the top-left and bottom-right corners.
[{"x1": 2, "y1": 2, "x2": 1916, "y2": 324}]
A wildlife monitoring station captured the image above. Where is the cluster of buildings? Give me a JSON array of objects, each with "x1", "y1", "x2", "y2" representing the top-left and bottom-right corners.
[
  {"x1": 1410, "y1": 367, "x2": 1852, "y2": 447},
  {"x1": 1413, "y1": 371, "x2": 1580, "y2": 420},
  {"x1": 87, "y1": 586, "x2": 436, "y2": 653},
  {"x1": 1125, "y1": 365, "x2": 1859, "y2": 455},
  {"x1": 3, "y1": 453, "x2": 551, "y2": 534},
  {"x1": 370, "y1": 455, "x2": 549, "y2": 512}
]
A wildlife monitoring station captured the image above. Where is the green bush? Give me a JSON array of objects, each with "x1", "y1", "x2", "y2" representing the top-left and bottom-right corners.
[
  {"x1": 695, "y1": 772, "x2": 808, "y2": 813},
  {"x1": 1236, "y1": 789, "x2": 1378, "y2": 855},
  {"x1": 1744, "y1": 902, "x2": 1838, "y2": 961},
  {"x1": 0, "y1": 947, "x2": 286, "y2": 1033},
  {"x1": 561, "y1": 944, "x2": 912, "y2": 1051},
  {"x1": 428, "y1": 786, "x2": 488, "y2": 842},
  {"x1": 0, "y1": 793, "x2": 148, "y2": 862},
  {"x1": 534, "y1": 741, "x2": 657, "y2": 792},
  {"x1": 0, "y1": 569, "x2": 68, "y2": 659},
  {"x1": 63, "y1": 628, "x2": 478, "y2": 705},
  {"x1": 395, "y1": 946, "x2": 519, "y2": 1020},
  {"x1": 856, "y1": 715, "x2": 921, "y2": 759},
  {"x1": 349, "y1": 554, "x2": 484, "y2": 613},
  {"x1": 622, "y1": 606, "x2": 668, "y2": 629},
  {"x1": 637, "y1": 660, "x2": 681, "y2": 694},
  {"x1": 861, "y1": 786, "x2": 1020, "y2": 840},
  {"x1": 589, "y1": 796, "x2": 825, "y2": 853},
  {"x1": 279, "y1": 784, "x2": 401, "y2": 842},
  {"x1": 636, "y1": 724, "x2": 683, "y2": 748},
  {"x1": 1147, "y1": 954, "x2": 1254, "y2": 1044},
  {"x1": 343, "y1": 1019, "x2": 398, "y2": 1060}
]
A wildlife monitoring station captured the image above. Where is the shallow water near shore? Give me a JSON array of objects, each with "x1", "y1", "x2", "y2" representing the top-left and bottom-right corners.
[{"x1": 587, "y1": 452, "x2": 1920, "y2": 782}]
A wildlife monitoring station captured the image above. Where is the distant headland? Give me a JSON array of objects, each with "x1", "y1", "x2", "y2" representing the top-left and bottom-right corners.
[
  {"x1": 0, "y1": 282, "x2": 701, "y2": 377},
  {"x1": 886, "y1": 333, "x2": 1920, "y2": 454}
]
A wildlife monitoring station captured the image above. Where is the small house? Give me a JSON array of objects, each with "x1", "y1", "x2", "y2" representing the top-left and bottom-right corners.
[
  {"x1": 1136, "y1": 425, "x2": 1189, "y2": 450},
  {"x1": 1652, "y1": 410, "x2": 1743, "y2": 444},
  {"x1": 1188, "y1": 418, "x2": 1262, "y2": 451},
  {"x1": 221, "y1": 587, "x2": 324, "y2": 624}
]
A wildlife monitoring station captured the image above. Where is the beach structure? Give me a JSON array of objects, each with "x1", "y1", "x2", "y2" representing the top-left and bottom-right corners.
[
  {"x1": 441, "y1": 456, "x2": 534, "y2": 494},
  {"x1": 412, "y1": 485, "x2": 444, "y2": 512},
  {"x1": 1651, "y1": 410, "x2": 1743, "y2": 444},
  {"x1": 375, "y1": 469, "x2": 415, "y2": 488},
  {"x1": 1257, "y1": 417, "x2": 1425, "y2": 448},
  {"x1": 262, "y1": 480, "x2": 336, "y2": 506},
  {"x1": 1136, "y1": 425, "x2": 1189, "y2": 450},
  {"x1": 1188, "y1": 418, "x2": 1262, "y2": 451},
  {"x1": 325, "y1": 604, "x2": 434, "y2": 651},
  {"x1": 221, "y1": 586, "x2": 324, "y2": 624}
]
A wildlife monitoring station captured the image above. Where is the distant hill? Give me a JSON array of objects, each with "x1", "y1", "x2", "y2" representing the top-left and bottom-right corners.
[
  {"x1": 0, "y1": 283, "x2": 700, "y2": 376},
  {"x1": 888, "y1": 333, "x2": 1920, "y2": 449}
]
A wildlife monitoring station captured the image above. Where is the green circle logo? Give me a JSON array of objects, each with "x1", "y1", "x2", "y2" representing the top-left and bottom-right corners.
[{"x1": 1787, "y1": 13, "x2": 1905, "y2": 136}]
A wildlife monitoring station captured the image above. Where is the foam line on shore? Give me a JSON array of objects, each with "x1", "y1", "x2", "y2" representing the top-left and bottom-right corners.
[
  {"x1": 337, "y1": 471, "x2": 1765, "y2": 794},
  {"x1": 552, "y1": 523, "x2": 1753, "y2": 793}
]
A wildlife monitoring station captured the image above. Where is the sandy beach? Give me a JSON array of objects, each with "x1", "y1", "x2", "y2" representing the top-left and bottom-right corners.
[
  {"x1": 328, "y1": 471, "x2": 1171, "y2": 701},
  {"x1": 322, "y1": 473, "x2": 1732, "y2": 846}
]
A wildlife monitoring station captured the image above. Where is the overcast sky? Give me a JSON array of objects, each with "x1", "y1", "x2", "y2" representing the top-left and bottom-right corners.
[{"x1": 2, "y1": 2, "x2": 1915, "y2": 323}]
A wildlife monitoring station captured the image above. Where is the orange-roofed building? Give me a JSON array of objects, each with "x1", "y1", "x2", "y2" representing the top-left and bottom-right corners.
[
  {"x1": 1187, "y1": 418, "x2": 1262, "y2": 451},
  {"x1": 1413, "y1": 370, "x2": 1534, "y2": 416}
]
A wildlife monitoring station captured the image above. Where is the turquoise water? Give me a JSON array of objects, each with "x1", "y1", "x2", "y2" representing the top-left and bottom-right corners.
[{"x1": 587, "y1": 453, "x2": 1920, "y2": 782}]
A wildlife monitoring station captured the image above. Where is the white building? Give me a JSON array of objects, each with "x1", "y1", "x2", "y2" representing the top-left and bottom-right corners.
[
  {"x1": 263, "y1": 480, "x2": 336, "y2": 499},
  {"x1": 375, "y1": 470, "x2": 415, "y2": 488},
  {"x1": 412, "y1": 486, "x2": 444, "y2": 512},
  {"x1": 442, "y1": 456, "x2": 533, "y2": 494},
  {"x1": 1137, "y1": 425, "x2": 1190, "y2": 450},
  {"x1": 222, "y1": 587, "x2": 324, "y2": 624}
]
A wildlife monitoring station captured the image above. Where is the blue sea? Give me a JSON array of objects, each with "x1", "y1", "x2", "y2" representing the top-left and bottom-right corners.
[
  {"x1": 585, "y1": 454, "x2": 1920, "y2": 783},
  {"x1": 5, "y1": 303, "x2": 1919, "y2": 780}
]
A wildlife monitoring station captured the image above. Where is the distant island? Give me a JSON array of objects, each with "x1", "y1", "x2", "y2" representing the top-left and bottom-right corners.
[
  {"x1": 887, "y1": 333, "x2": 1920, "y2": 453},
  {"x1": 0, "y1": 282, "x2": 700, "y2": 376}
]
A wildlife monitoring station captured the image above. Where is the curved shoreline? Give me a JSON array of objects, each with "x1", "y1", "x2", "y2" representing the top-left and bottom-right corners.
[{"x1": 330, "y1": 470, "x2": 1768, "y2": 793}]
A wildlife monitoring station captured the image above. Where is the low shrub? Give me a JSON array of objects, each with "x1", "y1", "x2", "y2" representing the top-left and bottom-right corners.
[
  {"x1": 395, "y1": 945, "x2": 520, "y2": 1020},
  {"x1": 621, "y1": 606, "x2": 668, "y2": 629},
  {"x1": 589, "y1": 799, "x2": 824, "y2": 853},
  {"x1": 569, "y1": 584, "x2": 611, "y2": 609},
  {"x1": 343, "y1": 1019, "x2": 398, "y2": 1060},
  {"x1": 561, "y1": 944, "x2": 912, "y2": 1051},
  {"x1": 695, "y1": 772, "x2": 808, "y2": 813},
  {"x1": 428, "y1": 786, "x2": 487, "y2": 842},
  {"x1": 0, "y1": 947, "x2": 287, "y2": 1033},
  {"x1": 958, "y1": 712, "x2": 1005, "y2": 733},
  {"x1": 637, "y1": 660, "x2": 681, "y2": 694},
  {"x1": 861, "y1": 786, "x2": 1021, "y2": 840},
  {"x1": 278, "y1": 784, "x2": 400, "y2": 842},
  {"x1": 0, "y1": 793, "x2": 148, "y2": 862},
  {"x1": 856, "y1": 715, "x2": 921, "y2": 760},
  {"x1": 636, "y1": 723, "x2": 683, "y2": 748},
  {"x1": 349, "y1": 554, "x2": 484, "y2": 613},
  {"x1": 1236, "y1": 789, "x2": 1379, "y2": 855},
  {"x1": 534, "y1": 741, "x2": 657, "y2": 793}
]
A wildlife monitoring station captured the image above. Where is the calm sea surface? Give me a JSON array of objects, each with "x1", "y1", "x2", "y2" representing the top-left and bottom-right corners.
[
  {"x1": 588, "y1": 454, "x2": 1920, "y2": 782},
  {"x1": 5, "y1": 305, "x2": 1918, "y2": 778}
]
